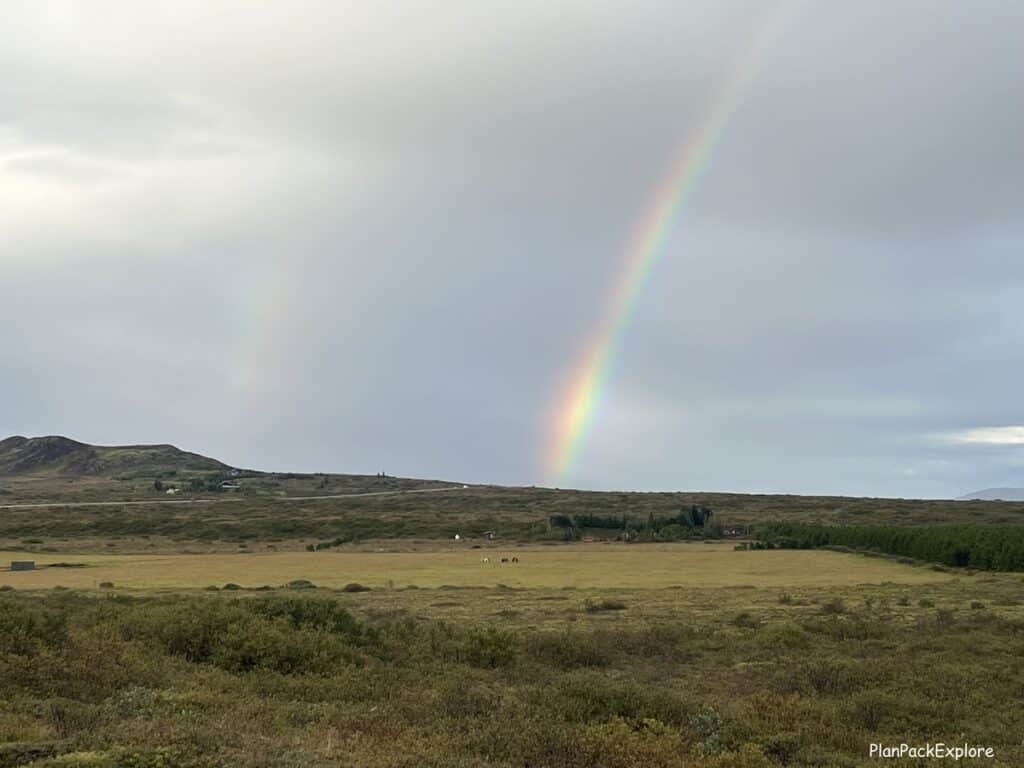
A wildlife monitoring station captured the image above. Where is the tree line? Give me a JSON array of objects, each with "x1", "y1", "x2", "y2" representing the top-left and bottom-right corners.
[
  {"x1": 549, "y1": 505, "x2": 717, "y2": 540},
  {"x1": 759, "y1": 523, "x2": 1024, "y2": 571}
]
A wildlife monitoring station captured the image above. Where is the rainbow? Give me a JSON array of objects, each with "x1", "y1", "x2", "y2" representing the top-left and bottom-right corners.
[
  {"x1": 544, "y1": 3, "x2": 799, "y2": 485},
  {"x1": 229, "y1": 256, "x2": 307, "y2": 405}
]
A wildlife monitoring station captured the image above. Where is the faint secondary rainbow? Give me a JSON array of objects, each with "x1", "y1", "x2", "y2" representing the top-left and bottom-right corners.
[
  {"x1": 229, "y1": 255, "x2": 309, "y2": 406},
  {"x1": 545, "y1": 3, "x2": 799, "y2": 484}
]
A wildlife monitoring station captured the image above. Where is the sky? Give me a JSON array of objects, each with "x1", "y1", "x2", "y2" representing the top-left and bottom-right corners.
[{"x1": 2, "y1": 0, "x2": 1023, "y2": 498}]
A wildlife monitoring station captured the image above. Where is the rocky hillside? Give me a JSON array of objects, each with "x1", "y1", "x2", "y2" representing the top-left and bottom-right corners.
[{"x1": 0, "y1": 436, "x2": 229, "y2": 476}]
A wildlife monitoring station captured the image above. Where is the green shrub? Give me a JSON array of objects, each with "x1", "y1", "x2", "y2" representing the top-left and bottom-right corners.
[
  {"x1": 847, "y1": 688, "x2": 895, "y2": 730},
  {"x1": 108, "y1": 686, "x2": 162, "y2": 719},
  {"x1": 114, "y1": 596, "x2": 376, "y2": 675},
  {"x1": 342, "y1": 583, "x2": 371, "y2": 593},
  {"x1": 758, "y1": 622, "x2": 809, "y2": 650},
  {"x1": 209, "y1": 620, "x2": 360, "y2": 674},
  {"x1": 457, "y1": 627, "x2": 519, "y2": 668},
  {"x1": 820, "y1": 598, "x2": 846, "y2": 615},
  {"x1": 438, "y1": 681, "x2": 500, "y2": 718},
  {"x1": 247, "y1": 597, "x2": 374, "y2": 645},
  {"x1": 0, "y1": 600, "x2": 68, "y2": 654},
  {"x1": 703, "y1": 745, "x2": 775, "y2": 768},
  {"x1": 578, "y1": 717, "x2": 687, "y2": 768},
  {"x1": 691, "y1": 707, "x2": 723, "y2": 754},
  {"x1": 42, "y1": 697, "x2": 104, "y2": 738},
  {"x1": 800, "y1": 659, "x2": 859, "y2": 696},
  {"x1": 534, "y1": 673, "x2": 690, "y2": 727},
  {"x1": 525, "y1": 629, "x2": 610, "y2": 668},
  {"x1": 116, "y1": 601, "x2": 242, "y2": 663}
]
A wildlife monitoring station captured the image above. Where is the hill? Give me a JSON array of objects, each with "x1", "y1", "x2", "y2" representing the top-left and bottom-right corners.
[
  {"x1": 0, "y1": 435, "x2": 229, "y2": 477},
  {"x1": 959, "y1": 487, "x2": 1024, "y2": 501},
  {"x1": 3, "y1": 435, "x2": 1024, "y2": 551}
]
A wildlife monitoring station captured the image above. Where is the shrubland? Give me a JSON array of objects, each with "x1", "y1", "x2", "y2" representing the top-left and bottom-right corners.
[
  {"x1": 4, "y1": 481, "x2": 1024, "y2": 552},
  {"x1": 1, "y1": 575, "x2": 1022, "y2": 767}
]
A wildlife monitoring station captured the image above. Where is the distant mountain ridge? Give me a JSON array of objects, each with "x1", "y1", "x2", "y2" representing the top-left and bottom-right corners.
[
  {"x1": 0, "y1": 436, "x2": 229, "y2": 476},
  {"x1": 959, "y1": 487, "x2": 1024, "y2": 501}
]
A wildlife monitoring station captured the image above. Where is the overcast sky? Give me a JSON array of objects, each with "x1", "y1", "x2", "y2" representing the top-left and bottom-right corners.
[{"x1": 2, "y1": 1, "x2": 1023, "y2": 497}]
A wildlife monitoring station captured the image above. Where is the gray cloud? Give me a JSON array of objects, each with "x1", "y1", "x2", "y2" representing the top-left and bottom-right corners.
[{"x1": 2, "y1": 0, "x2": 1023, "y2": 497}]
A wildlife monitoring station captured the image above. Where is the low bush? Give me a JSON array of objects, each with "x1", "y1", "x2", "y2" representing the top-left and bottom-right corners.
[
  {"x1": 820, "y1": 598, "x2": 846, "y2": 615},
  {"x1": 525, "y1": 630, "x2": 610, "y2": 668},
  {"x1": 456, "y1": 627, "x2": 519, "y2": 668},
  {"x1": 0, "y1": 600, "x2": 68, "y2": 654},
  {"x1": 583, "y1": 598, "x2": 627, "y2": 613}
]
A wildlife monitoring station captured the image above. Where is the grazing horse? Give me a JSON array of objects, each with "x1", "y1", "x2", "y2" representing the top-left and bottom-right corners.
[
  {"x1": 480, "y1": 557, "x2": 490, "y2": 563},
  {"x1": 511, "y1": 557, "x2": 519, "y2": 563},
  {"x1": 501, "y1": 557, "x2": 509, "y2": 563}
]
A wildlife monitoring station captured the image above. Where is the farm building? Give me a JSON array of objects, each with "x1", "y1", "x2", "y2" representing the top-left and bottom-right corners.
[{"x1": 11, "y1": 561, "x2": 35, "y2": 571}]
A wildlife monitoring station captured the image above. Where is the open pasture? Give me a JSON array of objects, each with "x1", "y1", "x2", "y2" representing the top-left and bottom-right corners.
[{"x1": 0, "y1": 542, "x2": 953, "y2": 591}]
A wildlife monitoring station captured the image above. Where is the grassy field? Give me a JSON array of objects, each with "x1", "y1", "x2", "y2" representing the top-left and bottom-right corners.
[{"x1": 0, "y1": 543, "x2": 955, "y2": 591}]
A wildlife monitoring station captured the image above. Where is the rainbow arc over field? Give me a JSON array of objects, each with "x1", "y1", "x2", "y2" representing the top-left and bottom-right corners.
[{"x1": 544, "y1": 3, "x2": 798, "y2": 484}]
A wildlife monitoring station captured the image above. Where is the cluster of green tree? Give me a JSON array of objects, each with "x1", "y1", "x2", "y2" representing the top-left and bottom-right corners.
[
  {"x1": 549, "y1": 505, "x2": 718, "y2": 541},
  {"x1": 760, "y1": 523, "x2": 1024, "y2": 571},
  {"x1": 193, "y1": 477, "x2": 226, "y2": 492},
  {"x1": 569, "y1": 513, "x2": 632, "y2": 530},
  {"x1": 153, "y1": 476, "x2": 226, "y2": 493}
]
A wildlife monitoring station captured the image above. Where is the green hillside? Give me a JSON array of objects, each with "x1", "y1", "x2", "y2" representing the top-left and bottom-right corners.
[{"x1": 0, "y1": 436, "x2": 228, "y2": 477}]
